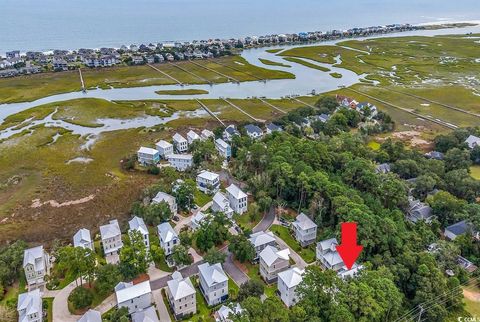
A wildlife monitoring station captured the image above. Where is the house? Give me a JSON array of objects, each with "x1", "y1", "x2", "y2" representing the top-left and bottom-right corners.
[
  {"x1": 115, "y1": 281, "x2": 152, "y2": 314},
  {"x1": 155, "y1": 140, "x2": 174, "y2": 158},
  {"x1": 52, "y1": 58, "x2": 68, "y2": 71},
  {"x1": 375, "y1": 163, "x2": 391, "y2": 174},
  {"x1": 198, "y1": 262, "x2": 229, "y2": 306},
  {"x1": 244, "y1": 124, "x2": 263, "y2": 139},
  {"x1": 23, "y1": 246, "x2": 50, "y2": 288},
  {"x1": 152, "y1": 191, "x2": 177, "y2": 216},
  {"x1": 100, "y1": 220, "x2": 123, "y2": 263},
  {"x1": 425, "y1": 151, "x2": 444, "y2": 160},
  {"x1": 129, "y1": 216, "x2": 150, "y2": 249},
  {"x1": 317, "y1": 114, "x2": 330, "y2": 123},
  {"x1": 407, "y1": 197, "x2": 434, "y2": 223},
  {"x1": 131, "y1": 306, "x2": 159, "y2": 322},
  {"x1": 259, "y1": 245, "x2": 290, "y2": 283},
  {"x1": 196, "y1": 170, "x2": 220, "y2": 194},
  {"x1": 17, "y1": 289, "x2": 42, "y2": 322},
  {"x1": 167, "y1": 271, "x2": 197, "y2": 320},
  {"x1": 167, "y1": 154, "x2": 193, "y2": 171},
  {"x1": 465, "y1": 135, "x2": 480, "y2": 149},
  {"x1": 157, "y1": 222, "x2": 179, "y2": 256},
  {"x1": 215, "y1": 138, "x2": 231, "y2": 159},
  {"x1": 291, "y1": 213, "x2": 317, "y2": 247},
  {"x1": 248, "y1": 231, "x2": 276, "y2": 260},
  {"x1": 212, "y1": 192, "x2": 234, "y2": 217},
  {"x1": 225, "y1": 184, "x2": 248, "y2": 215},
  {"x1": 132, "y1": 56, "x2": 144, "y2": 65},
  {"x1": 187, "y1": 130, "x2": 201, "y2": 145},
  {"x1": 215, "y1": 303, "x2": 243, "y2": 322},
  {"x1": 137, "y1": 147, "x2": 160, "y2": 166},
  {"x1": 201, "y1": 129, "x2": 215, "y2": 140},
  {"x1": 78, "y1": 309, "x2": 102, "y2": 322},
  {"x1": 190, "y1": 211, "x2": 209, "y2": 230},
  {"x1": 445, "y1": 220, "x2": 479, "y2": 241},
  {"x1": 73, "y1": 228, "x2": 93, "y2": 250},
  {"x1": 223, "y1": 125, "x2": 240, "y2": 142},
  {"x1": 457, "y1": 256, "x2": 478, "y2": 273},
  {"x1": 6, "y1": 50, "x2": 20, "y2": 59},
  {"x1": 316, "y1": 238, "x2": 362, "y2": 278},
  {"x1": 173, "y1": 133, "x2": 188, "y2": 153},
  {"x1": 277, "y1": 267, "x2": 304, "y2": 307},
  {"x1": 265, "y1": 123, "x2": 282, "y2": 134}
]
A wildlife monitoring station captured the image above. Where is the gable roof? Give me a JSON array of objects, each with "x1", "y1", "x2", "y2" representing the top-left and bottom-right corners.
[
  {"x1": 156, "y1": 140, "x2": 172, "y2": 149},
  {"x1": 17, "y1": 289, "x2": 42, "y2": 319},
  {"x1": 78, "y1": 309, "x2": 102, "y2": 322},
  {"x1": 138, "y1": 147, "x2": 158, "y2": 155},
  {"x1": 226, "y1": 184, "x2": 247, "y2": 200},
  {"x1": 215, "y1": 138, "x2": 230, "y2": 149},
  {"x1": 129, "y1": 216, "x2": 148, "y2": 236},
  {"x1": 23, "y1": 246, "x2": 44, "y2": 270},
  {"x1": 248, "y1": 231, "x2": 276, "y2": 248},
  {"x1": 277, "y1": 267, "x2": 304, "y2": 288},
  {"x1": 292, "y1": 213, "x2": 317, "y2": 231},
  {"x1": 73, "y1": 228, "x2": 92, "y2": 247},
  {"x1": 100, "y1": 220, "x2": 121, "y2": 240},
  {"x1": 173, "y1": 133, "x2": 187, "y2": 143},
  {"x1": 259, "y1": 245, "x2": 290, "y2": 267},
  {"x1": 152, "y1": 191, "x2": 175, "y2": 206},
  {"x1": 167, "y1": 272, "x2": 196, "y2": 300},
  {"x1": 244, "y1": 124, "x2": 263, "y2": 135},
  {"x1": 266, "y1": 123, "x2": 281, "y2": 132},
  {"x1": 465, "y1": 135, "x2": 480, "y2": 149},
  {"x1": 157, "y1": 222, "x2": 178, "y2": 243},
  {"x1": 131, "y1": 306, "x2": 159, "y2": 322},
  {"x1": 198, "y1": 262, "x2": 228, "y2": 287},
  {"x1": 187, "y1": 130, "x2": 200, "y2": 140},
  {"x1": 116, "y1": 280, "x2": 151, "y2": 304},
  {"x1": 445, "y1": 220, "x2": 470, "y2": 236},
  {"x1": 197, "y1": 170, "x2": 219, "y2": 181}
]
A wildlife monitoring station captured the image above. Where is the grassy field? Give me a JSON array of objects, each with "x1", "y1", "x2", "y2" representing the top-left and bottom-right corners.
[
  {"x1": 155, "y1": 89, "x2": 209, "y2": 95},
  {"x1": 258, "y1": 58, "x2": 291, "y2": 68},
  {"x1": 270, "y1": 225, "x2": 316, "y2": 263},
  {"x1": 283, "y1": 57, "x2": 331, "y2": 72},
  {"x1": 470, "y1": 166, "x2": 480, "y2": 180},
  {"x1": 194, "y1": 190, "x2": 212, "y2": 207}
]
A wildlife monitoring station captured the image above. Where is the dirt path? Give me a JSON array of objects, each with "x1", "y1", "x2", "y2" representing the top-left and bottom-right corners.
[{"x1": 463, "y1": 288, "x2": 480, "y2": 302}]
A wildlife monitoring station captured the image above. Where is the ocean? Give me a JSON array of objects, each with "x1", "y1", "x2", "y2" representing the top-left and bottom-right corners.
[{"x1": 1, "y1": 0, "x2": 480, "y2": 54}]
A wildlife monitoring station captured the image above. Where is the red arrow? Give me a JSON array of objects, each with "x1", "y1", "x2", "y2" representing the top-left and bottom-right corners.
[{"x1": 336, "y1": 222, "x2": 363, "y2": 270}]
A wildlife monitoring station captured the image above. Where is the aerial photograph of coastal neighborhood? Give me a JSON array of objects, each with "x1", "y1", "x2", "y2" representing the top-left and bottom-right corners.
[{"x1": 1, "y1": 0, "x2": 480, "y2": 321}]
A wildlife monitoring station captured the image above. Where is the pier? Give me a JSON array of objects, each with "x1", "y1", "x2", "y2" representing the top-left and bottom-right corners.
[
  {"x1": 290, "y1": 97, "x2": 316, "y2": 109},
  {"x1": 147, "y1": 64, "x2": 183, "y2": 86},
  {"x1": 211, "y1": 60, "x2": 266, "y2": 83},
  {"x1": 188, "y1": 60, "x2": 240, "y2": 84},
  {"x1": 168, "y1": 62, "x2": 213, "y2": 85},
  {"x1": 258, "y1": 98, "x2": 286, "y2": 114},
  {"x1": 222, "y1": 98, "x2": 264, "y2": 123},
  {"x1": 196, "y1": 99, "x2": 226, "y2": 127},
  {"x1": 78, "y1": 68, "x2": 86, "y2": 93}
]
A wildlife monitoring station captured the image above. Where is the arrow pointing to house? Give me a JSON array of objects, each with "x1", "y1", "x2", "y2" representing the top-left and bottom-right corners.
[{"x1": 336, "y1": 222, "x2": 363, "y2": 270}]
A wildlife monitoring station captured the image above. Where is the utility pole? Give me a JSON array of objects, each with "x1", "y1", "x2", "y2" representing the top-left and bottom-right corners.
[{"x1": 417, "y1": 305, "x2": 424, "y2": 322}]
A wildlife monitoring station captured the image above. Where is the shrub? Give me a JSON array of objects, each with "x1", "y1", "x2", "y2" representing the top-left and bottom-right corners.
[
  {"x1": 147, "y1": 165, "x2": 160, "y2": 175},
  {"x1": 68, "y1": 286, "x2": 93, "y2": 310}
]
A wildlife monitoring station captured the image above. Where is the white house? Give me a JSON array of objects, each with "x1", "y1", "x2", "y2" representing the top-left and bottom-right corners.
[
  {"x1": 316, "y1": 238, "x2": 362, "y2": 278},
  {"x1": 212, "y1": 192, "x2": 234, "y2": 217},
  {"x1": 248, "y1": 231, "x2": 276, "y2": 260},
  {"x1": 100, "y1": 220, "x2": 123, "y2": 264},
  {"x1": 173, "y1": 133, "x2": 188, "y2": 153},
  {"x1": 215, "y1": 303, "x2": 243, "y2": 322},
  {"x1": 115, "y1": 281, "x2": 152, "y2": 314},
  {"x1": 223, "y1": 125, "x2": 239, "y2": 142},
  {"x1": 196, "y1": 170, "x2": 220, "y2": 194},
  {"x1": 167, "y1": 154, "x2": 193, "y2": 171},
  {"x1": 265, "y1": 123, "x2": 282, "y2": 135},
  {"x1": 73, "y1": 228, "x2": 93, "y2": 250},
  {"x1": 128, "y1": 216, "x2": 150, "y2": 250},
  {"x1": 167, "y1": 271, "x2": 197, "y2": 320},
  {"x1": 259, "y1": 245, "x2": 290, "y2": 283},
  {"x1": 465, "y1": 135, "x2": 480, "y2": 149},
  {"x1": 201, "y1": 129, "x2": 215, "y2": 140},
  {"x1": 131, "y1": 306, "x2": 159, "y2": 322},
  {"x1": 152, "y1": 191, "x2": 177, "y2": 216},
  {"x1": 17, "y1": 289, "x2": 42, "y2": 322},
  {"x1": 137, "y1": 147, "x2": 160, "y2": 166},
  {"x1": 187, "y1": 130, "x2": 201, "y2": 145},
  {"x1": 155, "y1": 140, "x2": 173, "y2": 158},
  {"x1": 277, "y1": 267, "x2": 304, "y2": 307},
  {"x1": 291, "y1": 213, "x2": 317, "y2": 247},
  {"x1": 198, "y1": 262, "x2": 229, "y2": 306},
  {"x1": 190, "y1": 211, "x2": 208, "y2": 230},
  {"x1": 215, "y1": 138, "x2": 232, "y2": 159},
  {"x1": 78, "y1": 309, "x2": 102, "y2": 322},
  {"x1": 23, "y1": 246, "x2": 50, "y2": 289},
  {"x1": 225, "y1": 184, "x2": 247, "y2": 215},
  {"x1": 157, "y1": 222, "x2": 179, "y2": 256},
  {"x1": 244, "y1": 124, "x2": 263, "y2": 140}
]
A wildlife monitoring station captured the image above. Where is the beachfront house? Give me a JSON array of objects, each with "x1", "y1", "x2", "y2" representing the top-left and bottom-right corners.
[
  {"x1": 17, "y1": 289, "x2": 42, "y2": 322},
  {"x1": 212, "y1": 192, "x2": 234, "y2": 217},
  {"x1": 201, "y1": 129, "x2": 215, "y2": 140},
  {"x1": 196, "y1": 170, "x2": 220, "y2": 194},
  {"x1": 248, "y1": 231, "x2": 276, "y2": 260},
  {"x1": 152, "y1": 191, "x2": 177, "y2": 216},
  {"x1": 128, "y1": 216, "x2": 150, "y2": 250},
  {"x1": 131, "y1": 306, "x2": 159, "y2": 322},
  {"x1": 215, "y1": 138, "x2": 231, "y2": 159},
  {"x1": 173, "y1": 133, "x2": 188, "y2": 153},
  {"x1": 78, "y1": 310, "x2": 101, "y2": 322},
  {"x1": 244, "y1": 124, "x2": 263, "y2": 140},
  {"x1": 223, "y1": 125, "x2": 239, "y2": 142},
  {"x1": 291, "y1": 213, "x2": 317, "y2": 247},
  {"x1": 73, "y1": 228, "x2": 93, "y2": 250},
  {"x1": 225, "y1": 184, "x2": 247, "y2": 215},
  {"x1": 100, "y1": 219, "x2": 123, "y2": 264},
  {"x1": 167, "y1": 272, "x2": 197, "y2": 320},
  {"x1": 115, "y1": 281, "x2": 153, "y2": 314},
  {"x1": 157, "y1": 222, "x2": 179, "y2": 256},
  {"x1": 23, "y1": 246, "x2": 50, "y2": 289},
  {"x1": 137, "y1": 147, "x2": 160, "y2": 166},
  {"x1": 187, "y1": 130, "x2": 201, "y2": 145},
  {"x1": 156, "y1": 140, "x2": 174, "y2": 159},
  {"x1": 277, "y1": 267, "x2": 304, "y2": 307},
  {"x1": 259, "y1": 245, "x2": 290, "y2": 283},
  {"x1": 167, "y1": 154, "x2": 193, "y2": 171},
  {"x1": 465, "y1": 135, "x2": 480, "y2": 149},
  {"x1": 198, "y1": 262, "x2": 229, "y2": 306}
]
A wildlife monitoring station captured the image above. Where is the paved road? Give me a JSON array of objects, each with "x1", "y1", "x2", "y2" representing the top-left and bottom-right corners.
[
  {"x1": 150, "y1": 261, "x2": 204, "y2": 290},
  {"x1": 52, "y1": 279, "x2": 82, "y2": 322},
  {"x1": 252, "y1": 206, "x2": 276, "y2": 233},
  {"x1": 223, "y1": 252, "x2": 249, "y2": 286},
  {"x1": 152, "y1": 289, "x2": 172, "y2": 322}
]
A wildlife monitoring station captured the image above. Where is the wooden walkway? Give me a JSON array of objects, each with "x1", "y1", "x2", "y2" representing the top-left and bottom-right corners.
[
  {"x1": 195, "y1": 99, "x2": 226, "y2": 127},
  {"x1": 222, "y1": 98, "x2": 264, "y2": 123},
  {"x1": 167, "y1": 62, "x2": 213, "y2": 85},
  {"x1": 188, "y1": 60, "x2": 240, "y2": 84},
  {"x1": 147, "y1": 64, "x2": 183, "y2": 85},
  {"x1": 258, "y1": 98, "x2": 286, "y2": 114},
  {"x1": 291, "y1": 97, "x2": 316, "y2": 108},
  {"x1": 78, "y1": 68, "x2": 86, "y2": 92},
  {"x1": 212, "y1": 60, "x2": 266, "y2": 83}
]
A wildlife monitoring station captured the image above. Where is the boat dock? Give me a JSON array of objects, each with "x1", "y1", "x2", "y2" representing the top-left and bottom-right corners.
[
  {"x1": 188, "y1": 60, "x2": 240, "y2": 84},
  {"x1": 147, "y1": 64, "x2": 183, "y2": 86},
  {"x1": 196, "y1": 99, "x2": 226, "y2": 127},
  {"x1": 222, "y1": 98, "x2": 264, "y2": 123}
]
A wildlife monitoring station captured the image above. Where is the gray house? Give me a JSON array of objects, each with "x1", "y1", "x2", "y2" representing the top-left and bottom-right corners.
[
  {"x1": 167, "y1": 271, "x2": 197, "y2": 319},
  {"x1": 198, "y1": 262, "x2": 229, "y2": 306},
  {"x1": 291, "y1": 213, "x2": 317, "y2": 247}
]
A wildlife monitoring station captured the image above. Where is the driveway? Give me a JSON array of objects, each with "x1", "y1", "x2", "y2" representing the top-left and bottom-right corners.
[
  {"x1": 150, "y1": 261, "x2": 204, "y2": 290},
  {"x1": 152, "y1": 289, "x2": 172, "y2": 322},
  {"x1": 223, "y1": 252, "x2": 249, "y2": 286},
  {"x1": 253, "y1": 206, "x2": 276, "y2": 233},
  {"x1": 273, "y1": 236, "x2": 308, "y2": 269},
  {"x1": 52, "y1": 279, "x2": 82, "y2": 322}
]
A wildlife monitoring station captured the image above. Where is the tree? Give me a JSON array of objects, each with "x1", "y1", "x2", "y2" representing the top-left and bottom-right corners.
[
  {"x1": 105, "y1": 307, "x2": 129, "y2": 322},
  {"x1": 95, "y1": 264, "x2": 122, "y2": 297},
  {"x1": 68, "y1": 286, "x2": 93, "y2": 310},
  {"x1": 315, "y1": 95, "x2": 339, "y2": 112},
  {"x1": 0, "y1": 240, "x2": 27, "y2": 290},
  {"x1": 413, "y1": 174, "x2": 437, "y2": 199},
  {"x1": 427, "y1": 191, "x2": 465, "y2": 226},
  {"x1": 179, "y1": 230, "x2": 193, "y2": 247},
  {"x1": 237, "y1": 279, "x2": 264, "y2": 301},
  {"x1": 191, "y1": 139, "x2": 218, "y2": 165},
  {"x1": 204, "y1": 247, "x2": 227, "y2": 264},
  {"x1": 56, "y1": 246, "x2": 96, "y2": 286},
  {"x1": 228, "y1": 235, "x2": 255, "y2": 263},
  {"x1": 142, "y1": 201, "x2": 172, "y2": 226},
  {"x1": 171, "y1": 245, "x2": 192, "y2": 266},
  {"x1": 119, "y1": 230, "x2": 151, "y2": 280},
  {"x1": 444, "y1": 148, "x2": 472, "y2": 171},
  {"x1": 195, "y1": 213, "x2": 230, "y2": 252},
  {"x1": 392, "y1": 159, "x2": 420, "y2": 179},
  {"x1": 173, "y1": 179, "x2": 196, "y2": 211}
]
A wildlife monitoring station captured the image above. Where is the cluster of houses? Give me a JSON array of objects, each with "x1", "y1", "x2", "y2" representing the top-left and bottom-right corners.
[
  {"x1": 335, "y1": 94, "x2": 378, "y2": 117},
  {"x1": 0, "y1": 23, "x2": 420, "y2": 78}
]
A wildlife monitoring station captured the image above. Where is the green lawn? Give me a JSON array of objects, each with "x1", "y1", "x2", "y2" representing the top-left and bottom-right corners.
[
  {"x1": 270, "y1": 225, "x2": 316, "y2": 263},
  {"x1": 194, "y1": 190, "x2": 212, "y2": 207},
  {"x1": 234, "y1": 211, "x2": 261, "y2": 231},
  {"x1": 470, "y1": 166, "x2": 480, "y2": 180},
  {"x1": 43, "y1": 297, "x2": 54, "y2": 322},
  {"x1": 367, "y1": 141, "x2": 381, "y2": 150},
  {"x1": 228, "y1": 277, "x2": 239, "y2": 299}
]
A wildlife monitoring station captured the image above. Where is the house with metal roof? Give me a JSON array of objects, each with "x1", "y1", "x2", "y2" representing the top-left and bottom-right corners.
[
  {"x1": 265, "y1": 123, "x2": 282, "y2": 135},
  {"x1": 244, "y1": 124, "x2": 263, "y2": 139},
  {"x1": 100, "y1": 219, "x2": 123, "y2": 264},
  {"x1": 137, "y1": 147, "x2": 160, "y2": 166},
  {"x1": 152, "y1": 191, "x2": 177, "y2": 216},
  {"x1": 201, "y1": 129, "x2": 215, "y2": 140},
  {"x1": 173, "y1": 133, "x2": 188, "y2": 153},
  {"x1": 291, "y1": 213, "x2": 317, "y2": 247},
  {"x1": 190, "y1": 211, "x2": 209, "y2": 230},
  {"x1": 78, "y1": 309, "x2": 102, "y2": 322},
  {"x1": 445, "y1": 220, "x2": 479, "y2": 241},
  {"x1": 248, "y1": 231, "x2": 276, "y2": 260},
  {"x1": 17, "y1": 289, "x2": 42, "y2": 322},
  {"x1": 196, "y1": 170, "x2": 220, "y2": 194},
  {"x1": 316, "y1": 238, "x2": 362, "y2": 278},
  {"x1": 187, "y1": 130, "x2": 201, "y2": 145},
  {"x1": 375, "y1": 163, "x2": 391, "y2": 174},
  {"x1": 212, "y1": 192, "x2": 234, "y2": 217},
  {"x1": 259, "y1": 245, "x2": 290, "y2": 283},
  {"x1": 155, "y1": 140, "x2": 173, "y2": 159},
  {"x1": 215, "y1": 303, "x2": 243, "y2": 322},
  {"x1": 128, "y1": 216, "x2": 150, "y2": 250},
  {"x1": 225, "y1": 184, "x2": 247, "y2": 215},
  {"x1": 277, "y1": 267, "x2": 304, "y2": 307},
  {"x1": 23, "y1": 246, "x2": 50, "y2": 289},
  {"x1": 465, "y1": 134, "x2": 480, "y2": 149},
  {"x1": 198, "y1": 262, "x2": 229, "y2": 306},
  {"x1": 157, "y1": 222, "x2": 179, "y2": 256},
  {"x1": 115, "y1": 280, "x2": 152, "y2": 314},
  {"x1": 215, "y1": 138, "x2": 231, "y2": 159},
  {"x1": 223, "y1": 125, "x2": 240, "y2": 142},
  {"x1": 167, "y1": 271, "x2": 197, "y2": 319},
  {"x1": 406, "y1": 197, "x2": 434, "y2": 223},
  {"x1": 73, "y1": 228, "x2": 93, "y2": 250},
  {"x1": 167, "y1": 154, "x2": 193, "y2": 171},
  {"x1": 131, "y1": 306, "x2": 159, "y2": 322}
]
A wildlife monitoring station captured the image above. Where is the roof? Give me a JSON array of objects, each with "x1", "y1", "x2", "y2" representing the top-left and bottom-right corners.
[
  {"x1": 78, "y1": 309, "x2": 102, "y2": 322},
  {"x1": 167, "y1": 153, "x2": 193, "y2": 160},
  {"x1": 217, "y1": 303, "x2": 243, "y2": 321},
  {"x1": 187, "y1": 130, "x2": 200, "y2": 140},
  {"x1": 100, "y1": 220, "x2": 121, "y2": 240},
  {"x1": 23, "y1": 246, "x2": 44, "y2": 269},
  {"x1": 201, "y1": 129, "x2": 215, "y2": 138},
  {"x1": 266, "y1": 123, "x2": 281, "y2": 132},
  {"x1": 157, "y1": 222, "x2": 178, "y2": 243},
  {"x1": 198, "y1": 262, "x2": 228, "y2": 287},
  {"x1": 226, "y1": 184, "x2": 247, "y2": 200},
  {"x1": 152, "y1": 191, "x2": 175, "y2": 206},
  {"x1": 129, "y1": 216, "x2": 148, "y2": 236},
  {"x1": 465, "y1": 135, "x2": 480, "y2": 149},
  {"x1": 446, "y1": 220, "x2": 469, "y2": 236},
  {"x1": 167, "y1": 272, "x2": 196, "y2": 300},
  {"x1": 317, "y1": 238, "x2": 338, "y2": 252},
  {"x1": 224, "y1": 125, "x2": 239, "y2": 136},
  {"x1": 277, "y1": 267, "x2": 304, "y2": 288},
  {"x1": 259, "y1": 245, "x2": 290, "y2": 267},
  {"x1": 197, "y1": 170, "x2": 219, "y2": 181},
  {"x1": 292, "y1": 213, "x2": 317, "y2": 231},
  {"x1": 156, "y1": 140, "x2": 172, "y2": 149},
  {"x1": 73, "y1": 228, "x2": 92, "y2": 247},
  {"x1": 17, "y1": 289, "x2": 42, "y2": 319},
  {"x1": 132, "y1": 306, "x2": 159, "y2": 322},
  {"x1": 376, "y1": 163, "x2": 391, "y2": 173},
  {"x1": 138, "y1": 147, "x2": 158, "y2": 155},
  {"x1": 248, "y1": 231, "x2": 276, "y2": 248},
  {"x1": 244, "y1": 124, "x2": 263, "y2": 135},
  {"x1": 116, "y1": 280, "x2": 151, "y2": 304},
  {"x1": 173, "y1": 133, "x2": 187, "y2": 143},
  {"x1": 191, "y1": 211, "x2": 207, "y2": 225},
  {"x1": 213, "y1": 192, "x2": 232, "y2": 212},
  {"x1": 215, "y1": 138, "x2": 230, "y2": 149}
]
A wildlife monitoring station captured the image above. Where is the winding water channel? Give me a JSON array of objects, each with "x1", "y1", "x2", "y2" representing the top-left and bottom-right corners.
[{"x1": 1, "y1": 24, "x2": 479, "y2": 141}]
